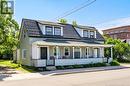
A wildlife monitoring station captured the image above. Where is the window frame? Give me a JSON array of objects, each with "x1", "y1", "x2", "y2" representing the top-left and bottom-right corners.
[
  {"x1": 90, "y1": 31, "x2": 94, "y2": 38},
  {"x1": 83, "y1": 30, "x2": 88, "y2": 37},
  {"x1": 64, "y1": 47, "x2": 70, "y2": 56},
  {"x1": 45, "y1": 26, "x2": 53, "y2": 35},
  {"x1": 54, "y1": 27, "x2": 61, "y2": 36}
]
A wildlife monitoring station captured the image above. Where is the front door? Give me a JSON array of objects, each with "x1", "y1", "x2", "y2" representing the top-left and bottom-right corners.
[{"x1": 40, "y1": 47, "x2": 47, "y2": 59}]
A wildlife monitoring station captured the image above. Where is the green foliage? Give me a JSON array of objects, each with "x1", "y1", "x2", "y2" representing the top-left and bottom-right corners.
[
  {"x1": 72, "y1": 20, "x2": 77, "y2": 26},
  {"x1": 105, "y1": 37, "x2": 130, "y2": 59},
  {"x1": 56, "y1": 63, "x2": 107, "y2": 70},
  {"x1": 58, "y1": 18, "x2": 67, "y2": 24},
  {"x1": 0, "y1": 12, "x2": 19, "y2": 58},
  {"x1": 0, "y1": 60, "x2": 19, "y2": 68},
  {"x1": 109, "y1": 60, "x2": 120, "y2": 66}
]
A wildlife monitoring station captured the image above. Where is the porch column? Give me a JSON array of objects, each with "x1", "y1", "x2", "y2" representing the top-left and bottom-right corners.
[
  {"x1": 73, "y1": 47, "x2": 74, "y2": 59},
  {"x1": 87, "y1": 47, "x2": 88, "y2": 58},
  {"x1": 56, "y1": 46, "x2": 59, "y2": 59},
  {"x1": 80, "y1": 47, "x2": 82, "y2": 58},
  {"x1": 111, "y1": 47, "x2": 113, "y2": 58}
]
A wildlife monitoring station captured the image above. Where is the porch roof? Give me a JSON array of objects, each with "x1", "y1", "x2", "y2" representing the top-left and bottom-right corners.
[{"x1": 32, "y1": 40, "x2": 113, "y2": 47}]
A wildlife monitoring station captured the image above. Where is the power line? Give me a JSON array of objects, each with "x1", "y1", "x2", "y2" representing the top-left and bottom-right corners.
[{"x1": 53, "y1": 0, "x2": 96, "y2": 21}]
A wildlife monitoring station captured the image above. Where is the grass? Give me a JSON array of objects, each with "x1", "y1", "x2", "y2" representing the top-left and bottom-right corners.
[{"x1": 0, "y1": 60, "x2": 37, "y2": 73}]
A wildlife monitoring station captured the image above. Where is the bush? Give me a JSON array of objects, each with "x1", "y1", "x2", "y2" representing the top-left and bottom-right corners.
[
  {"x1": 64, "y1": 65, "x2": 73, "y2": 69},
  {"x1": 56, "y1": 63, "x2": 107, "y2": 70},
  {"x1": 110, "y1": 60, "x2": 120, "y2": 66},
  {"x1": 56, "y1": 66, "x2": 65, "y2": 70},
  {"x1": 117, "y1": 58, "x2": 130, "y2": 63},
  {"x1": 72, "y1": 64, "x2": 84, "y2": 68}
]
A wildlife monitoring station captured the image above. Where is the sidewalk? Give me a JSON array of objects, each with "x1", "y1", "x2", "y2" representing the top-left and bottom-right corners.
[{"x1": 0, "y1": 65, "x2": 130, "y2": 81}]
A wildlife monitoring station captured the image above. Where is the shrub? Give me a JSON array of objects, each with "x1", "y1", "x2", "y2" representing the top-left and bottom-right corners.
[
  {"x1": 72, "y1": 64, "x2": 84, "y2": 68},
  {"x1": 56, "y1": 66, "x2": 65, "y2": 70},
  {"x1": 64, "y1": 65, "x2": 73, "y2": 69},
  {"x1": 110, "y1": 60, "x2": 120, "y2": 66},
  {"x1": 117, "y1": 58, "x2": 130, "y2": 63}
]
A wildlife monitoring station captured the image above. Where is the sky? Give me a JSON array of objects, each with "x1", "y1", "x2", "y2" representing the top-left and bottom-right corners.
[{"x1": 13, "y1": 0, "x2": 130, "y2": 31}]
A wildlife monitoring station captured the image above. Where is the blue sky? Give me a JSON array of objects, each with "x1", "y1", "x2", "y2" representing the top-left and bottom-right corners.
[{"x1": 14, "y1": 0, "x2": 130, "y2": 30}]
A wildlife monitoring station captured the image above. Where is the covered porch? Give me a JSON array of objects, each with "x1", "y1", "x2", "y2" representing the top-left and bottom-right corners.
[{"x1": 32, "y1": 40, "x2": 113, "y2": 67}]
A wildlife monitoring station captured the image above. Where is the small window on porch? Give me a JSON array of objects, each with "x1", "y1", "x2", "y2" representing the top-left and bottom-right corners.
[{"x1": 64, "y1": 47, "x2": 70, "y2": 56}]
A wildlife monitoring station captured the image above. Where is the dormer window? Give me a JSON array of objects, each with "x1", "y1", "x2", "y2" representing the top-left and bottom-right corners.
[
  {"x1": 90, "y1": 31, "x2": 94, "y2": 38},
  {"x1": 45, "y1": 26, "x2": 53, "y2": 35},
  {"x1": 83, "y1": 30, "x2": 88, "y2": 37},
  {"x1": 54, "y1": 27, "x2": 61, "y2": 35}
]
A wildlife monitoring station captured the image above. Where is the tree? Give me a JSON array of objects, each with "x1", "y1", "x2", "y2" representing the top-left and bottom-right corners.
[
  {"x1": 72, "y1": 20, "x2": 77, "y2": 27},
  {"x1": 58, "y1": 19, "x2": 67, "y2": 24},
  {"x1": 104, "y1": 37, "x2": 130, "y2": 59},
  {"x1": 0, "y1": 2, "x2": 19, "y2": 59}
]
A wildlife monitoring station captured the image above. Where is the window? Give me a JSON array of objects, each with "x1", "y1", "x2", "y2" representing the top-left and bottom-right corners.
[
  {"x1": 90, "y1": 31, "x2": 94, "y2": 38},
  {"x1": 45, "y1": 26, "x2": 53, "y2": 35},
  {"x1": 83, "y1": 30, "x2": 88, "y2": 37},
  {"x1": 54, "y1": 27, "x2": 61, "y2": 35},
  {"x1": 53, "y1": 47, "x2": 57, "y2": 56},
  {"x1": 74, "y1": 47, "x2": 80, "y2": 59},
  {"x1": 64, "y1": 47, "x2": 70, "y2": 56},
  {"x1": 22, "y1": 49, "x2": 27, "y2": 59}
]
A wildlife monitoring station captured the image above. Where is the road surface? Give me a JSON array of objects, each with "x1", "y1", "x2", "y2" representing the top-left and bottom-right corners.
[{"x1": 0, "y1": 68, "x2": 130, "y2": 86}]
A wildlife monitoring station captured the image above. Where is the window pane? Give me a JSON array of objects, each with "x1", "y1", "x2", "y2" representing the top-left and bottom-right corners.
[
  {"x1": 64, "y1": 47, "x2": 69, "y2": 56},
  {"x1": 45, "y1": 26, "x2": 53, "y2": 35},
  {"x1": 54, "y1": 27, "x2": 61, "y2": 35},
  {"x1": 90, "y1": 31, "x2": 94, "y2": 38},
  {"x1": 83, "y1": 30, "x2": 88, "y2": 37}
]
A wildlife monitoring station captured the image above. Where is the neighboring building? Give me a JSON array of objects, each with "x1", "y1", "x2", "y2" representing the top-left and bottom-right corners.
[
  {"x1": 15, "y1": 19, "x2": 113, "y2": 68},
  {"x1": 102, "y1": 25, "x2": 130, "y2": 43}
]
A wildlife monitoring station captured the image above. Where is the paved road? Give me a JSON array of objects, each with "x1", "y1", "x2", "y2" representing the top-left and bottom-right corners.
[{"x1": 1, "y1": 68, "x2": 130, "y2": 86}]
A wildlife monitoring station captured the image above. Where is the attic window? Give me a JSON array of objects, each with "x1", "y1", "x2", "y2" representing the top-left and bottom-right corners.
[
  {"x1": 90, "y1": 31, "x2": 94, "y2": 38},
  {"x1": 45, "y1": 26, "x2": 53, "y2": 35},
  {"x1": 83, "y1": 30, "x2": 88, "y2": 37},
  {"x1": 54, "y1": 27, "x2": 61, "y2": 35}
]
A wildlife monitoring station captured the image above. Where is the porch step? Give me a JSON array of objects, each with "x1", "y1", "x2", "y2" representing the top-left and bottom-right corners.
[{"x1": 46, "y1": 66, "x2": 56, "y2": 71}]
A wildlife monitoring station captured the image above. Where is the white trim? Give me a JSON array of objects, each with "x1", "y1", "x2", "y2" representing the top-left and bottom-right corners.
[
  {"x1": 56, "y1": 46, "x2": 59, "y2": 59},
  {"x1": 73, "y1": 47, "x2": 74, "y2": 59},
  {"x1": 88, "y1": 30, "x2": 90, "y2": 38},
  {"x1": 111, "y1": 47, "x2": 113, "y2": 58},
  {"x1": 64, "y1": 47, "x2": 70, "y2": 57},
  {"x1": 95, "y1": 30, "x2": 96, "y2": 38},
  {"x1": 52, "y1": 26, "x2": 55, "y2": 35},
  {"x1": 61, "y1": 27, "x2": 63, "y2": 36}
]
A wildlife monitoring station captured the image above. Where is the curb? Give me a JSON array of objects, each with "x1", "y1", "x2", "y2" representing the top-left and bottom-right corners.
[{"x1": 52, "y1": 66, "x2": 130, "y2": 76}]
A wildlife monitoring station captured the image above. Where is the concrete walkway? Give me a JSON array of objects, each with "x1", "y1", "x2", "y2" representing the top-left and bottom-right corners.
[{"x1": 0, "y1": 65, "x2": 130, "y2": 81}]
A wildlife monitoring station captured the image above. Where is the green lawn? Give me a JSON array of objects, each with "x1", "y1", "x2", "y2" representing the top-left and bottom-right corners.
[{"x1": 0, "y1": 60, "x2": 37, "y2": 73}]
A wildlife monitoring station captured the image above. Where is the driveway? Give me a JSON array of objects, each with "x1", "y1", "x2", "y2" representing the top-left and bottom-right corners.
[{"x1": 0, "y1": 67, "x2": 130, "y2": 86}]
